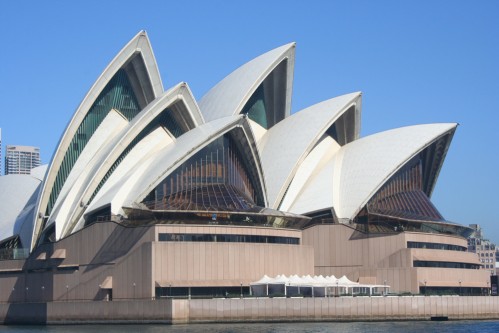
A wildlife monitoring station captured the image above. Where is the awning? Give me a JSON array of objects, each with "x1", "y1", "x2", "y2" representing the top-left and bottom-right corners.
[
  {"x1": 412, "y1": 250, "x2": 480, "y2": 264},
  {"x1": 51, "y1": 248, "x2": 66, "y2": 259},
  {"x1": 100, "y1": 276, "x2": 113, "y2": 289},
  {"x1": 156, "y1": 279, "x2": 252, "y2": 287},
  {"x1": 36, "y1": 252, "x2": 47, "y2": 260}
]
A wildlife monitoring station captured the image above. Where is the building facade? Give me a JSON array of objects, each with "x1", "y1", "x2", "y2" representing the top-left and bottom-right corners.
[
  {"x1": 468, "y1": 224, "x2": 497, "y2": 275},
  {"x1": 0, "y1": 31, "x2": 489, "y2": 303},
  {"x1": 5, "y1": 145, "x2": 40, "y2": 175}
]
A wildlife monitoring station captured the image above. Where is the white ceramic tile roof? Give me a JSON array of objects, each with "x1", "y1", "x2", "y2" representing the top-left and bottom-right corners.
[
  {"x1": 287, "y1": 123, "x2": 457, "y2": 219},
  {"x1": 281, "y1": 136, "x2": 340, "y2": 213},
  {"x1": 56, "y1": 83, "x2": 200, "y2": 239},
  {"x1": 32, "y1": 31, "x2": 163, "y2": 250},
  {"x1": 0, "y1": 174, "x2": 41, "y2": 247},
  {"x1": 76, "y1": 127, "x2": 174, "y2": 232},
  {"x1": 199, "y1": 43, "x2": 295, "y2": 123},
  {"x1": 259, "y1": 92, "x2": 361, "y2": 208},
  {"x1": 49, "y1": 110, "x2": 129, "y2": 240},
  {"x1": 96, "y1": 115, "x2": 245, "y2": 214}
]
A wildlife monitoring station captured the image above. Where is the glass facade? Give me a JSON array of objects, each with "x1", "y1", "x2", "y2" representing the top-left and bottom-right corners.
[
  {"x1": 122, "y1": 208, "x2": 310, "y2": 230},
  {"x1": 242, "y1": 84, "x2": 268, "y2": 129},
  {"x1": 325, "y1": 105, "x2": 357, "y2": 146},
  {"x1": 143, "y1": 133, "x2": 264, "y2": 211},
  {"x1": 240, "y1": 59, "x2": 288, "y2": 129},
  {"x1": 367, "y1": 159, "x2": 443, "y2": 221},
  {"x1": 158, "y1": 233, "x2": 299, "y2": 244},
  {"x1": 47, "y1": 69, "x2": 141, "y2": 216},
  {"x1": 156, "y1": 286, "x2": 250, "y2": 299},
  {"x1": 407, "y1": 241, "x2": 467, "y2": 252},
  {"x1": 413, "y1": 261, "x2": 481, "y2": 269},
  {"x1": 0, "y1": 235, "x2": 29, "y2": 260},
  {"x1": 353, "y1": 153, "x2": 472, "y2": 238}
]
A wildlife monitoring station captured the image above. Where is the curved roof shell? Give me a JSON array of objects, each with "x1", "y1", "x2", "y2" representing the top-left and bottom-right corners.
[
  {"x1": 46, "y1": 110, "x2": 129, "y2": 239},
  {"x1": 0, "y1": 32, "x2": 464, "y2": 252},
  {"x1": 287, "y1": 123, "x2": 457, "y2": 219},
  {"x1": 82, "y1": 115, "x2": 267, "y2": 225},
  {"x1": 199, "y1": 43, "x2": 295, "y2": 126},
  {"x1": 32, "y1": 31, "x2": 163, "y2": 249},
  {"x1": 259, "y1": 92, "x2": 361, "y2": 209},
  {"x1": 127, "y1": 115, "x2": 266, "y2": 208},
  {"x1": 54, "y1": 83, "x2": 201, "y2": 238},
  {"x1": 0, "y1": 172, "x2": 44, "y2": 248},
  {"x1": 80, "y1": 126, "x2": 173, "y2": 223}
]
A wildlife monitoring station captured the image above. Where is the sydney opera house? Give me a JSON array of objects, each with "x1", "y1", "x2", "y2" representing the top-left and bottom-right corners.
[{"x1": 0, "y1": 31, "x2": 489, "y2": 303}]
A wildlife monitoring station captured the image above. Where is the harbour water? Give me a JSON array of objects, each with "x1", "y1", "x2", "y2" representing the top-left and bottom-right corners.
[{"x1": 1, "y1": 321, "x2": 499, "y2": 333}]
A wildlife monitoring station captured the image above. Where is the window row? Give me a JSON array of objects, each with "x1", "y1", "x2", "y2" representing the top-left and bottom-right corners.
[
  {"x1": 158, "y1": 233, "x2": 299, "y2": 245},
  {"x1": 481, "y1": 259, "x2": 495, "y2": 263},
  {"x1": 413, "y1": 260, "x2": 481, "y2": 269},
  {"x1": 407, "y1": 241, "x2": 467, "y2": 252}
]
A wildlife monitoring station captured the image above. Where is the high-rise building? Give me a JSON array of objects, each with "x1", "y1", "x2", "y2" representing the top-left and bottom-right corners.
[
  {"x1": 5, "y1": 145, "x2": 41, "y2": 175},
  {"x1": 468, "y1": 224, "x2": 496, "y2": 275}
]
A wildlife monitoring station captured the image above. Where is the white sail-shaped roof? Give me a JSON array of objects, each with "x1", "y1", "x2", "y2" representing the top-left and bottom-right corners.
[
  {"x1": 0, "y1": 168, "x2": 47, "y2": 248},
  {"x1": 47, "y1": 110, "x2": 129, "y2": 240},
  {"x1": 287, "y1": 123, "x2": 457, "y2": 219},
  {"x1": 134, "y1": 116, "x2": 265, "y2": 205},
  {"x1": 260, "y1": 92, "x2": 361, "y2": 209},
  {"x1": 32, "y1": 31, "x2": 163, "y2": 249},
  {"x1": 0, "y1": 31, "x2": 466, "y2": 257},
  {"x1": 54, "y1": 83, "x2": 201, "y2": 238},
  {"x1": 81, "y1": 127, "x2": 173, "y2": 223},
  {"x1": 80, "y1": 116, "x2": 239, "y2": 220},
  {"x1": 199, "y1": 43, "x2": 295, "y2": 124}
]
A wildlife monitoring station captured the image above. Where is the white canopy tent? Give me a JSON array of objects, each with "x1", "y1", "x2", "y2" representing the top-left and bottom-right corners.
[{"x1": 250, "y1": 274, "x2": 390, "y2": 297}]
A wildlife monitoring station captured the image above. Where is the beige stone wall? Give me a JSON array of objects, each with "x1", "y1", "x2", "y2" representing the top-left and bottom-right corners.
[
  {"x1": 183, "y1": 296, "x2": 499, "y2": 322},
  {"x1": 2, "y1": 297, "x2": 499, "y2": 324},
  {"x1": 0, "y1": 221, "x2": 490, "y2": 302},
  {"x1": 152, "y1": 242, "x2": 314, "y2": 287},
  {"x1": 0, "y1": 222, "x2": 313, "y2": 302},
  {"x1": 302, "y1": 224, "x2": 489, "y2": 293},
  {"x1": 152, "y1": 224, "x2": 312, "y2": 287}
]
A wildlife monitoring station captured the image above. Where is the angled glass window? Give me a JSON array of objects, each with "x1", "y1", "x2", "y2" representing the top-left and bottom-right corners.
[
  {"x1": 352, "y1": 152, "x2": 473, "y2": 238},
  {"x1": 143, "y1": 132, "x2": 265, "y2": 211},
  {"x1": 240, "y1": 60, "x2": 287, "y2": 129},
  {"x1": 366, "y1": 157, "x2": 443, "y2": 222},
  {"x1": 325, "y1": 105, "x2": 357, "y2": 146},
  {"x1": 242, "y1": 84, "x2": 268, "y2": 129},
  {"x1": 47, "y1": 69, "x2": 141, "y2": 215}
]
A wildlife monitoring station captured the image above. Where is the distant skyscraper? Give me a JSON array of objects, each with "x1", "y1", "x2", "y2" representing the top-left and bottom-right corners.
[
  {"x1": 468, "y1": 224, "x2": 497, "y2": 275},
  {"x1": 5, "y1": 145, "x2": 41, "y2": 175}
]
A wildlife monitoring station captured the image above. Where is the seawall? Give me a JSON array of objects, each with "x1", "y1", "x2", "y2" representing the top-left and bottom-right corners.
[{"x1": 1, "y1": 296, "x2": 499, "y2": 324}]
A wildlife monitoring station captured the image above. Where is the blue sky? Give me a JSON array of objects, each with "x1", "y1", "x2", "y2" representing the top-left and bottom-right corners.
[{"x1": 1, "y1": 1, "x2": 498, "y2": 242}]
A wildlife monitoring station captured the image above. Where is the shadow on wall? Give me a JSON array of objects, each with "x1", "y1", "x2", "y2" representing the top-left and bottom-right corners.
[
  {"x1": 84, "y1": 224, "x2": 149, "y2": 273},
  {"x1": 4, "y1": 302, "x2": 48, "y2": 324},
  {"x1": 8, "y1": 243, "x2": 57, "y2": 304}
]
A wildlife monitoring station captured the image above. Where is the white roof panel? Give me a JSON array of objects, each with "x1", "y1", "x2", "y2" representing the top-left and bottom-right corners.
[
  {"x1": 199, "y1": 43, "x2": 295, "y2": 123},
  {"x1": 260, "y1": 92, "x2": 361, "y2": 208},
  {"x1": 335, "y1": 123, "x2": 457, "y2": 220},
  {"x1": 0, "y1": 175, "x2": 41, "y2": 247},
  {"x1": 287, "y1": 123, "x2": 457, "y2": 219}
]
